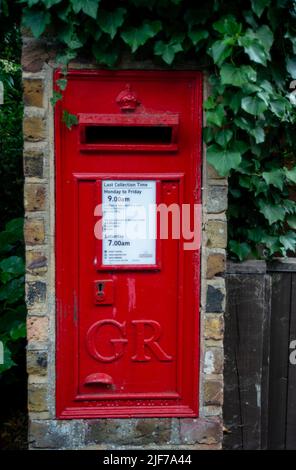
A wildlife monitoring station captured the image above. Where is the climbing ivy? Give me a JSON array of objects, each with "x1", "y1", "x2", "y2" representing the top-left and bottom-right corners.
[{"x1": 19, "y1": 0, "x2": 296, "y2": 259}]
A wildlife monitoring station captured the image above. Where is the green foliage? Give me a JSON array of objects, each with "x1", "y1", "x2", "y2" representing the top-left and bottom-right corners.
[
  {"x1": 22, "y1": 8, "x2": 51, "y2": 37},
  {"x1": 62, "y1": 109, "x2": 78, "y2": 129},
  {"x1": 14, "y1": 0, "x2": 296, "y2": 262},
  {"x1": 121, "y1": 21, "x2": 161, "y2": 53},
  {"x1": 0, "y1": 219, "x2": 26, "y2": 374},
  {"x1": 71, "y1": 0, "x2": 100, "y2": 19},
  {"x1": 154, "y1": 38, "x2": 183, "y2": 65},
  {"x1": 0, "y1": 5, "x2": 23, "y2": 226},
  {"x1": 98, "y1": 8, "x2": 126, "y2": 40},
  {"x1": 0, "y1": 3, "x2": 25, "y2": 378}
]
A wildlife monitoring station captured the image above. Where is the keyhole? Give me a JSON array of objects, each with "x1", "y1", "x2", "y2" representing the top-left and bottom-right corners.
[{"x1": 97, "y1": 282, "x2": 104, "y2": 295}]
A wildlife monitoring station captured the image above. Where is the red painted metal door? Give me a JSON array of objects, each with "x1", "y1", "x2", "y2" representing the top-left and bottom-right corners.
[{"x1": 55, "y1": 71, "x2": 202, "y2": 418}]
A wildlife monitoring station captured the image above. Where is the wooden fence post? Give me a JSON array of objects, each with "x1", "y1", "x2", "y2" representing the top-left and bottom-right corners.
[
  {"x1": 224, "y1": 261, "x2": 271, "y2": 449},
  {"x1": 267, "y1": 260, "x2": 296, "y2": 450}
]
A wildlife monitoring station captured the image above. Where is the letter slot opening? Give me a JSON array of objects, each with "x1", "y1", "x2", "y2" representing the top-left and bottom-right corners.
[
  {"x1": 85, "y1": 125, "x2": 172, "y2": 145},
  {"x1": 78, "y1": 113, "x2": 179, "y2": 153}
]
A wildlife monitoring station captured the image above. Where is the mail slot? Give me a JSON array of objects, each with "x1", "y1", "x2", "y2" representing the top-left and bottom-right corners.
[{"x1": 55, "y1": 71, "x2": 202, "y2": 418}]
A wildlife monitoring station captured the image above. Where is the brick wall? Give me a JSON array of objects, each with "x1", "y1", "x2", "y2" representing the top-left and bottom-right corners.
[{"x1": 22, "y1": 35, "x2": 227, "y2": 450}]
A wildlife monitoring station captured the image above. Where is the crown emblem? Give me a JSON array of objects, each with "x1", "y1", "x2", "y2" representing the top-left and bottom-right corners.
[{"x1": 116, "y1": 84, "x2": 140, "y2": 112}]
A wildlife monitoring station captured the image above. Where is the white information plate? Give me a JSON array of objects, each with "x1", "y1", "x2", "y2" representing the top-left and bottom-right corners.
[{"x1": 102, "y1": 180, "x2": 156, "y2": 266}]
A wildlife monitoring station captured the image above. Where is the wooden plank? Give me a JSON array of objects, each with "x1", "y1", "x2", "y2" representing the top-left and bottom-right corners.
[
  {"x1": 267, "y1": 272, "x2": 291, "y2": 449},
  {"x1": 227, "y1": 260, "x2": 267, "y2": 274},
  {"x1": 286, "y1": 273, "x2": 296, "y2": 449},
  {"x1": 223, "y1": 275, "x2": 244, "y2": 449},
  {"x1": 261, "y1": 275, "x2": 272, "y2": 450},
  {"x1": 268, "y1": 259, "x2": 296, "y2": 273},
  {"x1": 223, "y1": 273, "x2": 268, "y2": 449}
]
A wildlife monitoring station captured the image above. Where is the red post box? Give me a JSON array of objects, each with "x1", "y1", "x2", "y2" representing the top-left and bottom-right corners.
[{"x1": 55, "y1": 71, "x2": 202, "y2": 418}]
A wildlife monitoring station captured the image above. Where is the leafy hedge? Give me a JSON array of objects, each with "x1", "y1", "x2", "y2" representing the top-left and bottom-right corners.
[
  {"x1": 0, "y1": 219, "x2": 26, "y2": 375},
  {"x1": 0, "y1": 5, "x2": 23, "y2": 225},
  {"x1": 19, "y1": 0, "x2": 296, "y2": 259},
  {"x1": 0, "y1": 4, "x2": 25, "y2": 378}
]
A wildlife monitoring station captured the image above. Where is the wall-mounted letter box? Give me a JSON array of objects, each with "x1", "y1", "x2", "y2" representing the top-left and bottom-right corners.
[{"x1": 56, "y1": 71, "x2": 202, "y2": 418}]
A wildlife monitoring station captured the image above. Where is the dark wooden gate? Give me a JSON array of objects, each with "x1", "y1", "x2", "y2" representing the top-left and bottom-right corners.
[{"x1": 223, "y1": 260, "x2": 296, "y2": 450}]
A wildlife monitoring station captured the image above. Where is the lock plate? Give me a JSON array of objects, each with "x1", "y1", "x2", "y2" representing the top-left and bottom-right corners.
[{"x1": 94, "y1": 279, "x2": 114, "y2": 305}]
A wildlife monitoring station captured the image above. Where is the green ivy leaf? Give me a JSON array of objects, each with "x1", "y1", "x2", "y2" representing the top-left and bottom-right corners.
[
  {"x1": 62, "y1": 110, "x2": 78, "y2": 129},
  {"x1": 5, "y1": 219, "x2": 23, "y2": 240},
  {"x1": 270, "y1": 97, "x2": 288, "y2": 118},
  {"x1": 244, "y1": 10, "x2": 259, "y2": 29},
  {"x1": 257, "y1": 25, "x2": 273, "y2": 52},
  {"x1": 220, "y1": 64, "x2": 257, "y2": 87},
  {"x1": 58, "y1": 24, "x2": 84, "y2": 49},
  {"x1": 279, "y1": 231, "x2": 296, "y2": 252},
  {"x1": 56, "y1": 78, "x2": 67, "y2": 91},
  {"x1": 154, "y1": 39, "x2": 183, "y2": 65},
  {"x1": 229, "y1": 240, "x2": 251, "y2": 261},
  {"x1": 206, "y1": 104, "x2": 225, "y2": 127},
  {"x1": 210, "y1": 40, "x2": 233, "y2": 66},
  {"x1": 260, "y1": 79, "x2": 274, "y2": 94},
  {"x1": 283, "y1": 199, "x2": 296, "y2": 214},
  {"x1": 240, "y1": 39, "x2": 268, "y2": 65},
  {"x1": 262, "y1": 169, "x2": 285, "y2": 190},
  {"x1": 203, "y1": 127, "x2": 215, "y2": 144},
  {"x1": 242, "y1": 82, "x2": 261, "y2": 94},
  {"x1": 203, "y1": 96, "x2": 216, "y2": 110},
  {"x1": 0, "y1": 277, "x2": 24, "y2": 304},
  {"x1": 286, "y1": 56, "x2": 296, "y2": 79},
  {"x1": 285, "y1": 167, "x2": 296, "y2": 184},
  {"x1": 287, "y1": 215, "x2": 296, "y2": 229},
  {"x1": 250, "y1": 126, "x2": 265, "y2": 143},
  {"x1": 255, "y1": 177, "x2": 270, "y2": 197},
  {"x1": 71, "y1": 0, "x2": 100, "y2": 19},
  {"x1": 213, "y1": 15, "x2": 242, "y2": 35},
  {"x1": 97, "y1": 8, "x2": 127, "y2": 39},
  {"x1": 248, "y1": 227, "x2": 267, "y2": 243},
  {"x1": 56, "y1": 49, "x2": 77, "y2": 66},
  {"x1": 258, "y1": 200, "x2": 286, "y2": 224},
  {"x1": 261, "y1": 234, "x2": 281, "y2": 255},
  {"x1": 241, "y1": 95, "x2": 268, "y2": 115},
  {"x1": 207, "y1": 144, "x2": 242, "y2": 176},
  {"x1": 10, "y1": 322, "x2": 26, "y2": 341},
  {"x1": 238, "y1": 27, "x2": 272, "y2": 65},
  {"x1": 285, "y1": 30, "x2": 296, "y2": 55},
  {"x1": 215, "y1": 129, "x2": 233, "y2": 147},
  {"x1": 229, "y1": 92, "x2": 243, "y2": 113},
  {"x1": 0, "y1": 256, "x2": 24, "y2": 284},
  {"x1": 50, "y1": 90, "x2": 62, "y2": 107},
  {"x1": 208, "y1": 74, "x2": 226, "y2": 94},
  {"x1": 121, "y1": 21, "x2": 162, "y2": 52},
  {"x1": 236, "y1": 140, "x2": 250, "y2": 155},
  {"x1": 188, "y1": 29, "x2": 209, "y2": 46},
  {"x1": 22, "y1": 9, "x2": 51, "y2": 38},
  {"x1": 234, "y1": 116, "x2": 250, "y2": 131},
  {"x1": 251, "y1": 0, "x2": 270, "y2": 18},
  {"x1": 239, "y1": 174, "x2": 252, "y2": 189}
]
